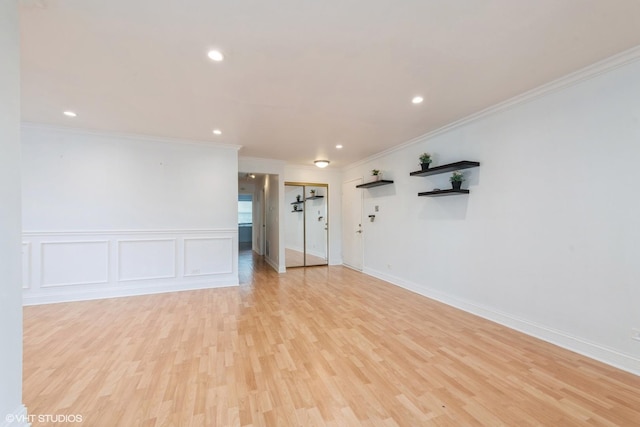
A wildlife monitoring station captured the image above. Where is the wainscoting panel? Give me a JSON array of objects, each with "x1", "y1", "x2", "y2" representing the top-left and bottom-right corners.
[
  {"x1": 117, "y1": 239, "x2": 176, "y2": 282},
  {"x1": 22, "y1": 229, "x2": 238, "y2": 305},
  {"x1": 41, "y1": 241, "x2": 109, "y2": 287},
  {"x1": 184, "y1": 237, "x2": 233, "y2": 277}
]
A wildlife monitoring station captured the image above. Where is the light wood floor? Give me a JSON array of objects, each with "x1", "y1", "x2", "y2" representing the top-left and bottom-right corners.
[{"x1": 24, "y1": 250, "x2": 640, "y2": 426}]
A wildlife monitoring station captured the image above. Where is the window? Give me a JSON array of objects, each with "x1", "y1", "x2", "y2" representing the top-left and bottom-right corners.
[{"x1": 238, "y1": 195, "x2": 252, "y2": 225}]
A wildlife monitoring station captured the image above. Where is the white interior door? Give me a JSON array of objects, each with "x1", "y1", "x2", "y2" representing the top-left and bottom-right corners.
[{"x1": 342, "y1": 178, "x2": 363, "y2": 270}]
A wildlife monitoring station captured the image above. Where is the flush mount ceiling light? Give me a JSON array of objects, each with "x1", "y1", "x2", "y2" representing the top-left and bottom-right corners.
[
  {"x1": 314, "y1": 160, "x2": 330, "y2": 168},
  {"x1": 63, "y1": 111, "x2": 77, "y2": 117},
  {"x1": 335, "y1": 144, "x2": 343, "y2": 149},
  {"x1": 212, "y1": 129, "x2": 222, "y2": 135},
  {"x1": 412, "y1": 96, "x2": 424, "y2": 104},
  {"x1": 207, "y1": 50, "x2": 224, "y2": 62}
]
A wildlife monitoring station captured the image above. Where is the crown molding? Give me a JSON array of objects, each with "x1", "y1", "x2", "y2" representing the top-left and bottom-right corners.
[
  {"x1": 20, "y1": 122, "x2": 242, "y2": 151},
  {"x1": 344, "y1": 44, "x2": 640, "y2": 171}
]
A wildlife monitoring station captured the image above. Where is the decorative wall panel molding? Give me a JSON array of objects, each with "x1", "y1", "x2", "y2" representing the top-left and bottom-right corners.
[
  {"x1": 22, "y1": 229, "x2": 238, "y2": 305},
  {"x1": 41, "y1": 240, "x2": 109, "y2": 287},
  {"x1": 184, "y1": 237, "x2": 233, "y2": 276},
  {"x1": 117, "y1": 239, "x2": 176, "y2": 282}
]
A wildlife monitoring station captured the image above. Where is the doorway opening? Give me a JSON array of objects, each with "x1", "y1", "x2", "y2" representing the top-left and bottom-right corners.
[{"x1": 238, "y1": 194, "x2": 252, "y2": 251}]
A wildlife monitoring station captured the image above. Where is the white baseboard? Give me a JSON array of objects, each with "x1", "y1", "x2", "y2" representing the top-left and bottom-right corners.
[
  {"x1": 342, "y1": 263, "x2": 362, "y2": 272},
  {"x1": 22, "y1": 279, "x2": 238, "y2": 306},
  {"x1": 265, "y1": 256, "x2": 284, "y2": 273},
  {"x1": 363, "y1": 267, "x2": 640, "y2": 377},
  {"x1": 1, "y1": 405, "x2": 30, "y2": 427}
]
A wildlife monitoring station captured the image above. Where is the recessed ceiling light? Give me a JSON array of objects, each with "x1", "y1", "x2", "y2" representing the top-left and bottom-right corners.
[
  {"x1": 63, "y1": 111, "x2": 77, "y2": 117},
  {"x1": 412, "y1": 96, "x2": 424, "y2": 104},
  {"x1": 314, "y1": 160, "x2": 330, "y2": 168},
  {"x1": 213, "y1": 129, "x2": 222, "y2": 135},
  {"x1": 335, "y1": 144, "x2": 343, "y2": 149},
  {"x1": 207, "y1": 50, "x2": 224, "y2": 62}
]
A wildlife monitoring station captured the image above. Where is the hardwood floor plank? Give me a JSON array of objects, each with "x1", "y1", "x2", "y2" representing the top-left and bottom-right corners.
[{"x1": 23, "y1": 249, "x2": 640, "y2": 426}]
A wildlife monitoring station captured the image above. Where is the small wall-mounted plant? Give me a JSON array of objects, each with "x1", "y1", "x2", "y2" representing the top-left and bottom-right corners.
[
  {"x1": 371, "y1": 169, "x2": 381, "y2": 176},
  {"x1": 450, "y1": 170, "x2": 465, "y2": 190},
  {"x1": 450, "y1": 171, "x2": 465, "y2": 182},
  {"x1": 419, "y1": 153, "x2": 433, "y2": 171},
  {"x1": 419, "y1": 153, "x2": 432, "y2": 164},
  {"x1": 310, "y1": 189, "x2": 316, "y2": 196}
]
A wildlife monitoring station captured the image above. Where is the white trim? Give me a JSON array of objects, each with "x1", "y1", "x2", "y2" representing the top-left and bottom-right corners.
[
  {"x1": 265, "y1": 256, "x2": 284, "y2": 273},
  {"x1": 20, "y1": 122, "x2": 242, "y2": 151},
  {"x1": 0, "y1": 404, "x2": 30, "y2": 427},
  {"x1": 183, "y1": 237, "x2": 234, "y2": 276},
  {"x1": 344, "y1": 44, "x2": 640, "y2": 171},
  {"x1": 23, "y1": 228, "x2": 238, "y2": 237},
  {"x1": 40, "y1": 240, "x2": 110, "y2": 288},
  {"x1": 116, "y1": 238, "x2": 177, "y2": 282},
  {"x1": 23, "y1": 279, "x2": 238, "y2": 306},
  {"x1": 22, "y1": 229, "x2": 238, "y2": 304},
  {"x1": 363, "y1": 267, "x2": 640, "y2": 377},
  {"x1": 342, "y1": 263, "x2": 362, "y2": 272}
]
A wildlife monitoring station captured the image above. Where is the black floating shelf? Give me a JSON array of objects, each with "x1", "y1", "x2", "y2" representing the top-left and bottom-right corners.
[
  {"x1": 410, "y1": 161, "x2": 480, "y2": 177},
  {"x1": 418, "y1": 189, "x2": 470, "y2": 197},
  {"x1": 306, "y1": 195, "x2": 324, "y2": 200},
  {"x1": 356, "y1": 180, "x2": 394, "y2": 189},
  {"x1": 291, "y1": 209, "x2": 304, "y2": 212},
  {"x1": 291, "y1": 201, "x2": 304, "y2": 205}
]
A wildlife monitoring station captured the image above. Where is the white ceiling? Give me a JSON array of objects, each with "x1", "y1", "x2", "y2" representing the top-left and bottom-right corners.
[{"x1": 19, "y1": 0, "x2": 640, "y2": 167}]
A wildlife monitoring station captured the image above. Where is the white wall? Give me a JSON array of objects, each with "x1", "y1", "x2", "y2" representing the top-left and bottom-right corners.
[
  {"x1": 343, "y1": 54, "x2": 640, "y2": 375},
  {"x1": 284, "y1": 165, "x2": 343, "y2": 265},
  {"x1": 251, "y1": 175, "x2": 266, "y2": 255},
  {"x1": 264, "y1": 174, "x2": 282, "y2": 271},
  {"x1": 22, "y1": 126, "x2": 239, "y2": 230},
  {"x1": 22, "y1": 126, "x2": 240, "y2": 304},
  {"x1": 0, "y1": 1, "x2": 28, "y2": 424}
]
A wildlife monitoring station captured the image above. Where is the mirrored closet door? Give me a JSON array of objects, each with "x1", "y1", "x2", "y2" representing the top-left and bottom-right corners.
[{"x1": 284, "y1": 182, "x2": 328, "y2": 268}]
